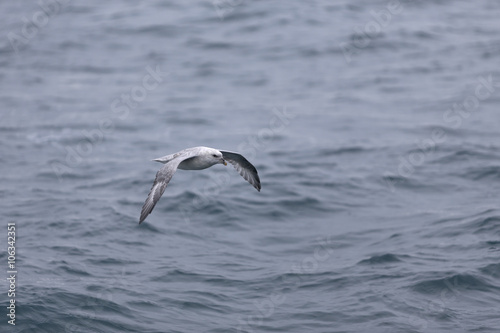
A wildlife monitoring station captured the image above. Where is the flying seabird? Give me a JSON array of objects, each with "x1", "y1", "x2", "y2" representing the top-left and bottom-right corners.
[{"x1": 139, "y1": 146, "x2": 261, "y2": 224}]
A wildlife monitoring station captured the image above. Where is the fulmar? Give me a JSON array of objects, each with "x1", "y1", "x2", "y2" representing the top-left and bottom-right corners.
[{"x1": 140, "y1": 146, "x2": 261, "y2": 224}]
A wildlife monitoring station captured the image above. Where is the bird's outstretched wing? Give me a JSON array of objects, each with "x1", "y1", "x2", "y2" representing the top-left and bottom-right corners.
[
  {"x1": 220, "y1": 151, "x2": 261, "y2": 191},
  {"x1": 139, "y1": 152, "x2": 195, "y2": 224}
]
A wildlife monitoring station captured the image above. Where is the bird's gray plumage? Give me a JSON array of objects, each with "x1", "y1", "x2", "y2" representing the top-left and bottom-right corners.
[
  {"x1": 220, "y1": 151, "x2": 261, "y2": 192},
  {"x1": 140, "y1": 150, "x2": 197, "y2": 224},
  {"x1": 139, "y1": 146, "x2": 260, "y2": 224}
]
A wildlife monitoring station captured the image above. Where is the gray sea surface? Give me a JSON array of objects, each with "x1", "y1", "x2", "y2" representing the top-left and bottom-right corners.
[{"x1": 1, "y1": 1, "x2": 500, "y2": 332}]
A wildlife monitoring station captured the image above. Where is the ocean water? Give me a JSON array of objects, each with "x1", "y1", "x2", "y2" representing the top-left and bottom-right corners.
[{"x1": 1, "y1": 0, "x2": 500, "y2": 332}]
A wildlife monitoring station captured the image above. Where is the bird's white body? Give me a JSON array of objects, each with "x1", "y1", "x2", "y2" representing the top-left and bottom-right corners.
[
  {"x1": 178, "y1": 156, "x2": 217, "y2": 170},
  {"x1": 153, "y1": 147, "x2": 223, "y2": 170}
]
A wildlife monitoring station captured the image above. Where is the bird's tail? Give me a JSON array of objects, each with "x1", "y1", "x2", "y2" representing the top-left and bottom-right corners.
[{"x1": 152, "y1": 155, "x2": 173, "y2": 164}]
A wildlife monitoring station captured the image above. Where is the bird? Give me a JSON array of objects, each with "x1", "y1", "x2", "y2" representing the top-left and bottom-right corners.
[{"x1": 139, "y1": 146, "x2": 261, "y2": 224}]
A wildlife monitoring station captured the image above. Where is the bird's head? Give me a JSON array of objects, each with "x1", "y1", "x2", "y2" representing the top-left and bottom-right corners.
[{"x1": 208, "y1": 149, "x2": 227, "y2": 166}]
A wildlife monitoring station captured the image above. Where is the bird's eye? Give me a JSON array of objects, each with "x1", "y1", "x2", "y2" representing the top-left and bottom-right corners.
[{"x1": 212, "y1": 154, "x2": 218, "y2": 157}]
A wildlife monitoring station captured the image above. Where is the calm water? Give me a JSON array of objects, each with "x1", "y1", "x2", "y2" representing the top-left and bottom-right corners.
[{"x1": 1, "y1": 1, "x2": 500, "y2": 332}]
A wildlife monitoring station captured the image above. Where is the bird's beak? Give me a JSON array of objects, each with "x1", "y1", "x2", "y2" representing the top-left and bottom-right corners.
[{"x1": 222, "y1": 158, "x2": 227, "y2": 166}]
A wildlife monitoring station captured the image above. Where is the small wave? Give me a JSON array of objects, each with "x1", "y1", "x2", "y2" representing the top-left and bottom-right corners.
[
  {"x1": 50, "y1": 246, "x2": 89, "y2": 256},
  {"x1": 166, "y1": 117, "x2": 212, "y2": 125},
  {"x1": 57, "y1": 265, "x2": 92, "y2": 277},
  {"x1": 411, "y1": 273, "x2": 498, "y2": 295},
  {"x1": 479, "y1": 263, "x2": 500, "y2": 279},
  {"x1": 414, "y1": 31, "x2": 437, "y2": 39},
  {"x1": 427, "y1": 210, "x2": 500, "y2": 239},
  {"x1": 432, "y1": 149, "x2": 497, "y2": 165},
  {"x1": 85, "y1": 257, "x2": 139, "y2": 266},
  {"x1": 318, "y1": 146, "x2": 367, "y2": 156},
  {"x1": 459, "y1": 165, "x2": 500, "y2": 181},
  {"x1": 358, "y1": 253, "x2": 404, "y2": 265}
]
